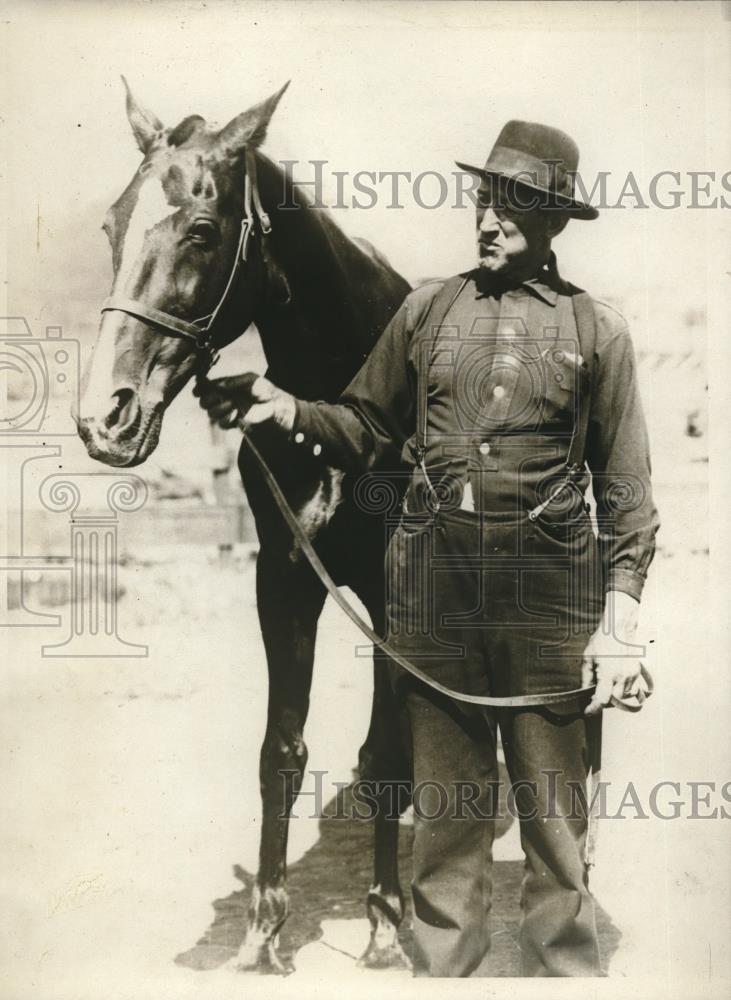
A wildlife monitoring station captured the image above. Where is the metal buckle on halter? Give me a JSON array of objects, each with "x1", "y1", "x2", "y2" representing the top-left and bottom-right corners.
[{"x1": 194, "y1": 330, "x2": 220, "y2": 371}]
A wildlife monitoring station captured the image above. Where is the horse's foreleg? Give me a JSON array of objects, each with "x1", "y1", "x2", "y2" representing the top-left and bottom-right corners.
[
  {"x1": 233, "y1": 550, "x2": 325, "y2": 974},
  {"x1": 357, "y1": 628, "x2": 412, "y2": 970}
]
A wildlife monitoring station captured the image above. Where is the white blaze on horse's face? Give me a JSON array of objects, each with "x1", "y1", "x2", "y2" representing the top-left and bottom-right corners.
[
  {"x1": 116, "y1": 175, "x2": 177, "y2": 292},
  {"x1": 84, "y1": 175, "x2": 177, "y2": 402},
  {"x1": 77, "y1": 169, "x2": 193, "y2": 467}
]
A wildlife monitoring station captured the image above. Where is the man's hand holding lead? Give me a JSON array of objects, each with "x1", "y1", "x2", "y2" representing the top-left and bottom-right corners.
[
  {"x1": 583, "y1": 590, "x2": 648, "y2": 715},
  {"x1": 195, "y1": 374, "x2": 296, "y2": 433}
]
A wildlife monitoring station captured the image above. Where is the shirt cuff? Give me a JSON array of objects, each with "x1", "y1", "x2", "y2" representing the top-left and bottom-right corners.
[
  {"x1": 289, "y1": 400, "x2": 324, "y2": 457},
  {"x1": 605, "y1": 568, "x2": 645, "y2": 603}
]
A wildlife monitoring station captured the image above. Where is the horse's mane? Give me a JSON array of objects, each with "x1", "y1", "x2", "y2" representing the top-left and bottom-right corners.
[{"x1": 251, "y1": 152, "x2": 411, "y2": 392}]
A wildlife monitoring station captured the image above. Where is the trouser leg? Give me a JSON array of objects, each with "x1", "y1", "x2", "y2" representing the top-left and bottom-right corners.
[
  {"x1": 405, "y1": 689, "x2": 498, "y2": 977},
  {"x1": 498, "y1": 706, "x2": 601, "y2": 977}
]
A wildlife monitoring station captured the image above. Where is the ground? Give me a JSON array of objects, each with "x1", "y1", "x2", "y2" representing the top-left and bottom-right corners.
[{"x1": 2, "y1": 438, "x2": 729, "y2": 1000}]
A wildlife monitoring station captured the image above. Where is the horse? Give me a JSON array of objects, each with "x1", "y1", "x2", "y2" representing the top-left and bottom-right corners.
[{"x1": 75, "y1": 79, "x2": 413, "y2": 973}]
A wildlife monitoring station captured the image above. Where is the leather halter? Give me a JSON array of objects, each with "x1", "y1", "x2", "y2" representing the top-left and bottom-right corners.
[{"x1": 100, "y1": 148, "x2": 269, "y2": 372}]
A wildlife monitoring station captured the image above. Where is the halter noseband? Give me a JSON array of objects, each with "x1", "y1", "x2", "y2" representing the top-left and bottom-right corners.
[{"x1": 100, "y1": 148, "x2": 270, "y2": 374}]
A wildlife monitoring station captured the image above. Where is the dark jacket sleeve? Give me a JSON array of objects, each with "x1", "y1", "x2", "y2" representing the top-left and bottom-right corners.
[
  {"x1": 586, "y1": 308, "x2": 660, "y2": 602},
  {"x1": 290, "y1": 289, "x2": 432, "y2": 473}
]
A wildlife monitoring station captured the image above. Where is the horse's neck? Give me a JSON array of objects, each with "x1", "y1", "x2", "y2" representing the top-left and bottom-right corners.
[{"x1": 249, "y1": 154, "x2": 409, "y2": 401}]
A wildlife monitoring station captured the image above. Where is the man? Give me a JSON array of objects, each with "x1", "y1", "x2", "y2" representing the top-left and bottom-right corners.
[{"x1": 198, "y1": 121, "x2": 659, "y2": 977}]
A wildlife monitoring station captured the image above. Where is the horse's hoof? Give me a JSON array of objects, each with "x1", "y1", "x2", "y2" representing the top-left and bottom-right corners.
[
  {"x1": 361, "y1": 886, "x2": 410, "y2": 970},
  {"x1": 228, "y1": 942, "x2": 294, "y2": 975},
  {"x1": 357, "y1": 939, "x2": 412, "y2": 971}
]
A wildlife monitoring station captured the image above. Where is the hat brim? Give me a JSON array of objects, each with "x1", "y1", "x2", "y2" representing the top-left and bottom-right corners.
[{"x1": 455, "y1": 161, "x2": 599, "y2": 220}]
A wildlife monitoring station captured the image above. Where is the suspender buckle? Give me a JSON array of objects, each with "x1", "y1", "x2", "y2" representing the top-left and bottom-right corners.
[
  {"x1": 416, "y1": 451, "x2": 441, "y2": 513},
  {"x1": 240, "y1": 219, "x2": 252, "y2": 262},
  {"x1": 259, "y1": 212, "x2": 272, "y2": 235}
]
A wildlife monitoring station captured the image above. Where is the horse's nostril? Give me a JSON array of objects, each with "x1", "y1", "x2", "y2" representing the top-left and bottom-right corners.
[{"x1": 105, "y1": 387, "x2": 139, "y2": 431}]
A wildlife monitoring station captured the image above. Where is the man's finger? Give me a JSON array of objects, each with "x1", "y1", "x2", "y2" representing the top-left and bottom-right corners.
[
  {"x1": 581, "y1": 656, "x2": 595, "y2": 689},
  {"x1": 251, "y1": 376, "x2": 274, "y2": 402},
  {"x1": 611, "y1": 678, "x2": 626, "y2": 703},
  {"x1": 204, "y1": 376, "x2": 238, "y2": 392},
  {"x1": 622, "y1": 673, "x2": 642, "y2": 698},
  {"x1": 629, "y1": 673, "x2": 649, "y2": 698},
  {"x1": 585, "y1": 674, "x2": 613, "y2": 715},
  {"x1": 216, "y1": 411, "x2": 241, "y2": 430},
  {"x1": 198, "y1": 397, "x2": 226, "y2": 415},
  {"x1": 206, "y1": 401, "x2": 238, "y2": 421},
  {"x1": 197, "y1": 389, "x2": 224, "y2": 409},
  {"x1": 610, "y1": 672, "x2": 649, "y2": 712},
  {"x1": 241, "y1": 401, "x2": 275, "y2": 426}
]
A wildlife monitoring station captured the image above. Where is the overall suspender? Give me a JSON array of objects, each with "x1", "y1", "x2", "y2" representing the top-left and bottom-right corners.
[
  {"x1": 413, "y1": 273, "x2": 472, "y2": 511},
  {"x1": 527, "y1": 289, "x2": 597, "y2": 520}
]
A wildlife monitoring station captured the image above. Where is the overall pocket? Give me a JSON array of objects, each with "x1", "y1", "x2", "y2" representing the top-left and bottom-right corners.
[
  {"x1": 385, "y1": 518, "x2": 437, "y2": 641},
  {"x1": 541, "y1": 341, "x2": 590, "y2": 424},
  {"x1": 531, "y1": 504, "x2": 593, "y2": 548}
]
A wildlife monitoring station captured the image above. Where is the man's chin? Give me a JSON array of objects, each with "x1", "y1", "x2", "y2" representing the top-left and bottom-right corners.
[{"x1": 477, "y1": 255, "x2": 507, "y2": 273}]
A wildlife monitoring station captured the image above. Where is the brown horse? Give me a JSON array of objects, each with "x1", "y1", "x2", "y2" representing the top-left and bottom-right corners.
[{"x1": 76, "y1": 80, "x2": 412, "y2": 973}]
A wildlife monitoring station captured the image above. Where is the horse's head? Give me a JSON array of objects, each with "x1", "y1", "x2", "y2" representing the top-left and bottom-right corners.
[{"x1": 76, "y1": 78, "x2": 288, "y2": 467}]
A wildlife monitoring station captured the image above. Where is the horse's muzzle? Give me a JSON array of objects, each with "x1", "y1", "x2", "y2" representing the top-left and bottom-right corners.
[{"x1": 75, "y1": 392, "x2": 160, "y2": 468}]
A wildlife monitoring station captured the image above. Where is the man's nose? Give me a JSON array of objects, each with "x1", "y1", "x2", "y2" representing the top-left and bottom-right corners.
[{"x1": 478, "y1": 206, "x2": 501, "y2": 234}]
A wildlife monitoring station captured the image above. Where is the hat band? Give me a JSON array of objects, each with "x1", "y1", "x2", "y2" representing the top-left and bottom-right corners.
[{"x1": 482, "y1": 145, "x2": 574, "y2": 198}]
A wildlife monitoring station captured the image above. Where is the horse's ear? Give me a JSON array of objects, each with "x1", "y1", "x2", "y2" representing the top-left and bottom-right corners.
[
  {"x1": 121, "y1": 76, "x2": 164, "y2": 154},
  {"x1": 214, "y1": 81, "x2": 290, "y2": 159}
]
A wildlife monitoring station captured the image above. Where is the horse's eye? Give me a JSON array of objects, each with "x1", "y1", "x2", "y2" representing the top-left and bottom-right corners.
[{"x1": 188, "y1": 220, "x2": 218, "y2": 246}]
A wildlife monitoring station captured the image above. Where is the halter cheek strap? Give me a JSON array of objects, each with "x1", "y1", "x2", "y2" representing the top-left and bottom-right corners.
[{"x1": 100, "y1": 148, "x2": 268, "y2": 373}]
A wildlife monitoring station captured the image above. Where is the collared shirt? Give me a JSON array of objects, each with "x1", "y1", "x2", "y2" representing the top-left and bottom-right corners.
[{"x1": 292, "y1": 254, "x2": 659, "y2": 601}]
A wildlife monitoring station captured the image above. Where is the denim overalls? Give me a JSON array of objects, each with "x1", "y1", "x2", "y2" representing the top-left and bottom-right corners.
[{"x1": 384, "y1": 279, "x2": 605, "y2": 977}]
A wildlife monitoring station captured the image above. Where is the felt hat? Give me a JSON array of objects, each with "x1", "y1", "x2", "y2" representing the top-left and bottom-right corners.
[{"x1": 456, "y1": 120, "x2": 599, "y2": 220}]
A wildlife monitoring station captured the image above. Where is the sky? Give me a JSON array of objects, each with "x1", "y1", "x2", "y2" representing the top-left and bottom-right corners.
[{"x1": 2, "y1": 0, "x2": 729, "y2": 356}]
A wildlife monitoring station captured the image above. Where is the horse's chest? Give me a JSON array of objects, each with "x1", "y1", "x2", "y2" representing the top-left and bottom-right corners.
[{"x1": 289, "y1": 466, "x2": 345, "y2": 561}]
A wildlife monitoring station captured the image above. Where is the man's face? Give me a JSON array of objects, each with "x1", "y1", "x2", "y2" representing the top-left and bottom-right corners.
[{"x1": 475, "y1": 180, "x2": 553, "y2": 278}]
